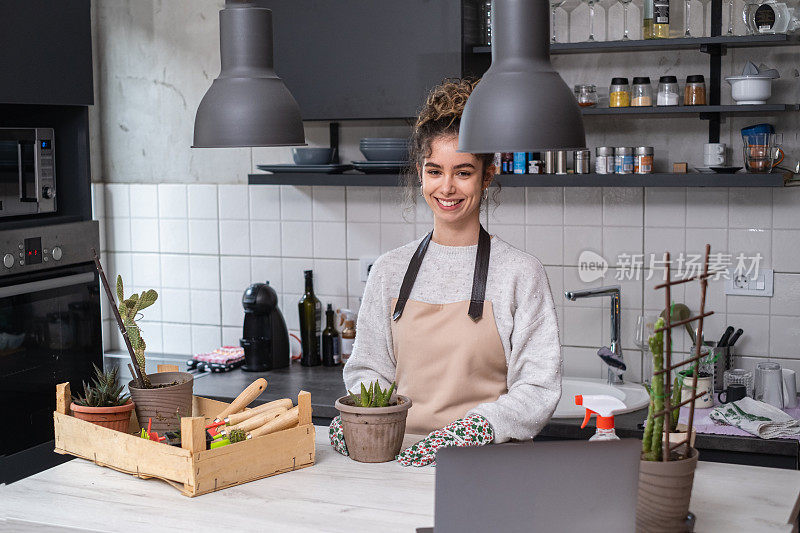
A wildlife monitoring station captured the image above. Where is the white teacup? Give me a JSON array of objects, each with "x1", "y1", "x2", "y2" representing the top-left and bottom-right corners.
[
  {"x1": 704, "y1": 143, "x2": 725, "y2": 155},
  {"x1": 704, "y1": 153, "x2": 726, "y2": 166}
]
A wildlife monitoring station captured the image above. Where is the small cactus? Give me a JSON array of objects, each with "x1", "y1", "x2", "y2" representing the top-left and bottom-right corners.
[
  {"x1": 117, "y1": 275, "x2": 158, "y2": 388},
  {"x1": 348, "y1": 380, "x2": 397, "y2": 407}
]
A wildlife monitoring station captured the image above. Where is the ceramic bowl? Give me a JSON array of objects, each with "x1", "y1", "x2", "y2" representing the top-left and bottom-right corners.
[
  {"x1": 359, "y1": 146, "x2": 409, "y2": 162},
  {"x1": 292, "y1": 148, "x2": 336, "y2": 165},
  {"x1": 725, "y1": 76, "x2": 772, "y2": 105}
]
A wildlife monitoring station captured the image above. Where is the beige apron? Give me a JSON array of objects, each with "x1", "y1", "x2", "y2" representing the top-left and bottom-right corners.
[{"x1": 390, "y1": 227, "x2": 508, "y2": 435}]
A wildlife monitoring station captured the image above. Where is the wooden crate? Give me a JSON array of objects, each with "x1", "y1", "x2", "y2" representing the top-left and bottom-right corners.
[{"x1": 53, "y1": 380, "x2": 315, "y2": 497}]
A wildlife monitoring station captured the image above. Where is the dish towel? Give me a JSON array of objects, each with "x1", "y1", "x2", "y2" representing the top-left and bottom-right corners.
[{"x1": 709, "y1": 397, "x2": 800, "y2": 439}]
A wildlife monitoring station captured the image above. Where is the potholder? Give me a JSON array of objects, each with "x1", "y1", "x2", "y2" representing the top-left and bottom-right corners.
[{"x1": 396, "y1": 414, "x2": 494, "y2": 467}]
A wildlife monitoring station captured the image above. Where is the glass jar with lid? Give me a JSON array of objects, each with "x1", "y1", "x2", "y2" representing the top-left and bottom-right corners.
[
  {"x1": 631, "y1": 77, "x2": 653, "y2": 107},
  {"x1": 574, "y1": 84, "x2": 598, "y2": 107},
  {"x1": 684, "y1": 75, "x2": 707, "y2": 106},
  {"x1": 657, "y1": 75, "x2": 681, "y2": 106},
  {"x1": 595, "y1": 147, "x2": 615, "y2": 174},
  {"x1": 634, "y1": 146, "x2": 654, "y2": 174},
  {"x1": 609, "y1": 78, "x2": 631, "y2": 108},
  {"x1": 614, "y1": 147, "x2": 634, "y2": 174}
]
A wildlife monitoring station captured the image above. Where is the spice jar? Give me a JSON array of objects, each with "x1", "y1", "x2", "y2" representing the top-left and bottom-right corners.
[
  {"x1": 684, "y1": 75, "x2": 707, "y2": 106},
  {"x1": 634, "y1": 146, "x2": 654, "y2": 174},
  {"x1": 609, "y1": 78, "x2": 631, "y2": 107},
  {"x1": 574, "y1": 149, "x2": 591, "y2": 174},
  {"x1": 574, "y1": 84, "x2": 598, "y2": 108},
  {"x1": 631, "y1": 77, "x2": 653, "y2": 107},
  {"x1": 614, "y1": 147, "x2": 634, "y2": 174},
  {"x1": 595, "y1": 147, "x2": 615, "y2": 174},
  {"x1": 657, "y1": 75, "x2": 680, "y2": 106}
]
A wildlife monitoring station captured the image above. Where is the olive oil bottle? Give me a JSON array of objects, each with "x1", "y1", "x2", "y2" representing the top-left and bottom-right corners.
[
  {"x1": 321, "y1": 304, "x2": 341, "y2": 366},
  {"x1": 644, "y1": 0, "x2": 670, "y2": 39},
  {"x1": 298, "y1": 270, "x2": 321, "y2": 366}
]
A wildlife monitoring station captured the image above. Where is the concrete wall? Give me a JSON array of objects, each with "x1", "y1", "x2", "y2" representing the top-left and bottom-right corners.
[{"x1": 92, "y1": 1, "x2": 800, "y2": 382}]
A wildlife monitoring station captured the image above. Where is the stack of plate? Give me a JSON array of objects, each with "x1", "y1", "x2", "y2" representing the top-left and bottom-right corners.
[{"x1": 354, "y1": 138, "x2": 409, "y2": 174}]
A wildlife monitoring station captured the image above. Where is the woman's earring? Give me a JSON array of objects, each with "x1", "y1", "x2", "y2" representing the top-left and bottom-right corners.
[
  {"x1": 482, "y1": 188, "x2": 488, "y2": 202},
  {"x1": 420, "y1": 185, "x2": 424, "y2": 197}
]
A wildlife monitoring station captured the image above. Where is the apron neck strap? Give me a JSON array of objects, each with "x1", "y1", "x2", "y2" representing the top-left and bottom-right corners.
[{"x1": 392, "y1": 226, "x2": 491, "y2": 322}]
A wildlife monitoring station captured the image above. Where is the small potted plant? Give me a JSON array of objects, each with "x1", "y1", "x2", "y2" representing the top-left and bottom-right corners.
[
  {"x1": 334, "y1": 380, "x2": 411, "y2": 463},
  {"x1": 71, "y1": 364, "x2": 135, "y2": 432},
  {"x1": 117, "y1": 275, "x2": 194, "y2": 433}
]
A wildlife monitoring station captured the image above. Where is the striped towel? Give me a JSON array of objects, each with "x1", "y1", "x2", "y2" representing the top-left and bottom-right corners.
[{"x1": 709, "y1": 397, "x2": 800, "y2": 439}]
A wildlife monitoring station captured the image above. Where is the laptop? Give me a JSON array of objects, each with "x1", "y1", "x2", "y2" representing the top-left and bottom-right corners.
[{"x1": 417, "y1": 439, "x2": 641, "y2": 533}]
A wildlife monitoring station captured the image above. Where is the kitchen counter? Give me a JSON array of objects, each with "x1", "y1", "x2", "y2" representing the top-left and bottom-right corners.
[
  {"x1": 189, "y1": 361, "x2": 800, "y2": 470},
  {"x1": 2, "y1": 427, "x2": 800, "y2": 532}
]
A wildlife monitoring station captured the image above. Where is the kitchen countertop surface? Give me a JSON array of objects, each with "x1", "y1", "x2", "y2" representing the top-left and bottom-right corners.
[
  {"x1": 189, "y1": 361, "x2": 800, "y2": 464},
  {"x1": 2, "y1": 427, "x2": 800, "y2": 532}
]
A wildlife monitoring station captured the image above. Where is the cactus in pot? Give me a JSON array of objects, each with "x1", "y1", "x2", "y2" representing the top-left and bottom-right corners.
[{"x1": 117, "y1": 275, "x2": 157, "y2": 388}]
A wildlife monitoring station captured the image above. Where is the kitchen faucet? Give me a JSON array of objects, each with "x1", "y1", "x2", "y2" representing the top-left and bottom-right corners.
[{"x1": 564, "y1": 285, "x2": 624, "y2": 385}]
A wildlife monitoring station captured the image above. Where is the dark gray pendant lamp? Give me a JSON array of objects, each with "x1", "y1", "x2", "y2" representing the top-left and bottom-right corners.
[
  {"x1": 193, "y1": 1, "x2": 305, "y2": 148},
  {"x1": 458, "y1": 0, "x2": 586, "y2": 153}
]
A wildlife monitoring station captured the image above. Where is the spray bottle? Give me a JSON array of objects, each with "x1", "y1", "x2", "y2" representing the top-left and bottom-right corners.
[{"x1": 575, "y1": 395, "x2": 627, "y2": 441}]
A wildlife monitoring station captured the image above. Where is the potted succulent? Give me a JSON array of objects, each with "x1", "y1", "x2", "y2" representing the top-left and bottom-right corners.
[
  {"x1": 71, "y1": 364, "x2": 135, "y2": 432},
  {"x1": 117, "y1": 275, "x2": 194, "y2": 433},
  {"x1": 334, "y1": 380, "x2": 411, "y2": 463}
]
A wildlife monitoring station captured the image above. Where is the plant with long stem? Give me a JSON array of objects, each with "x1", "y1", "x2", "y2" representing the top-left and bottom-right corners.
[{"x1": 117, "y1": 275, "x2": 158, "y2": 388}]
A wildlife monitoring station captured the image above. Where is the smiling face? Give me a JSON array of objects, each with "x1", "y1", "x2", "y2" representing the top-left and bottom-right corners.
[{"x1": 419, "y1": 135, "x2": 494, "y2": 230}]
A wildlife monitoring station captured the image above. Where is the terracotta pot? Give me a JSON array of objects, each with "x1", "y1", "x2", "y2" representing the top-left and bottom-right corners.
[
  {"x1": 334, "y1": 394, "x2": 412, "y2": 463},
  {"x1": 636, "y1": 447, "x2": 699, "y2": 533},
  {"x1": 128, "y1": 372, "x2": 194, "y2": 433},
  {"x1": 70, "y1": 400, "x2": 136, "y2": 432}
]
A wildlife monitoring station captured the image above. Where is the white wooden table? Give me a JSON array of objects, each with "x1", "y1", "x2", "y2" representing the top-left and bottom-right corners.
[{"x1": 1, "y1": 427, "x2": 799, "y2": 532}]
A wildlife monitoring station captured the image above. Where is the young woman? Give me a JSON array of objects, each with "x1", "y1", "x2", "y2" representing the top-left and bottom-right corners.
[{"x1": 330, "y1": 79, "x2": 562, "y2": 466}]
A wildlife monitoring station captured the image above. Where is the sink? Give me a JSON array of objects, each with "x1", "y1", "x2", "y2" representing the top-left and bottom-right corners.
[{"x1": 552, "y1": 377, "x2": 650, "y2": 419}]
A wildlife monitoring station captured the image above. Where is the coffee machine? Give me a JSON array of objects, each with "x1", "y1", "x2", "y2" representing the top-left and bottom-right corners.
[{"x1": 240, "y1": 282, "x2": 290, "y2": 371}]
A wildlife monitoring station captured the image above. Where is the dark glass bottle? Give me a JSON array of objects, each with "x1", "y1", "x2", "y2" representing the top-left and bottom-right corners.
[
  {"x1": 322, "y1": 304, "x2": 341, "y2": 367},
  {"x1": 298, "y1": 270, "x2": 321, "y2": 367}
]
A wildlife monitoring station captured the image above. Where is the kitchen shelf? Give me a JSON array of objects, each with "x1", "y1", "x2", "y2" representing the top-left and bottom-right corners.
[
  {"x1": 581, "y1": 104, "x2": 800, "y2": 116},
  {"x1": 472, "y1": 34, "x2": 799, "y2": 55},
  {"x1": 248, "y1": 172, "x2": 785, "y2": 188}
]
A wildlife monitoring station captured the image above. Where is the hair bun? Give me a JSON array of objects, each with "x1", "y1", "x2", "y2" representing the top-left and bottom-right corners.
[{"x1": 415, "y1": 78, "x2": 477, "y2": 130}]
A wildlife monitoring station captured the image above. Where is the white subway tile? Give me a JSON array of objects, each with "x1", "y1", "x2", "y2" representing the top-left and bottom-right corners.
[
  {"x1": 131, "y1": 253, "x2": 160, "y2": 288},
  {"x1": 158, "y1": 184, "x2": 187, "y2": 219},
  {"x1": 380, "y1": 187, "x2": 411, "y2": 223},
  {"x1": 281, "y1": 293, "x2": 302, "y2": 331},
  {"x1": 131, "y1": 285, "x2": 162, "y2": 322},
  {"x1": 159, "y1": 219, "x2": 189, "y2": 254},
  {"x1": 281, "y1": 221, "x2": 313, "y2": 257},
  {"x1": 621, "y1": 350, "x2": 643, "y2": 384},
  {"x1": 192, "y1": 325, "x2": 221, "y2": 354},
  {"x1": 644, "y1": 227, "x2": 685, "y2": 261},
  {"x1": 564, "y1": 187, "x2": 602, "y2": 226},
  {"x1": 91, "y1": 183, "x2": 105, "y2": 220},
  {"x1": 729, "y1": 188, "x2": 772, "y2": 229},
  {"x1": 727, "y1": 313, "x2": 770, "y2": 357},
  {"x1": 191, "y1": 290, "x2": 221, "y2": 325},
  {"x1": 644, "y1": 267, "x2": 685, "y2": 310},
  {"x1": 161, "y1": 288, "x2": 191, "y2": 323},
  {"x1": 312, "y1": 186, "x2": 346, "y2": 222},
  {"x1": 380, "y1": 223, "x2": 416, "y2": 254},
  {"x1": 685, "y1": 228, "x2": 727, "y2": 257},
  {"x1": 129, "y1": 184, "x2": 158, "y2": 218},
  {"x1": 347, "y1": 222, "x2": 381, "y2": 259},
  {"x1": 346, "y1": 187, "x2": 381, "y2": 222},
  {"x1": 602, "y1": 309, "x2": 641, "y2": 350},
  {"x1": 313, "y1": 222, "x2": 347, "y2": 259},
  {"x1": 188, "y1": 219, "x2": 219, "y2": 254},
  {"x1": 281, "y1": 258, "x2": 314, "y2": 294},
  {"x1": 220, "y1": 256, "x2": 251, "y2": 292},
  {"x1": 107, "y1": 218, "x2": 131, "y2": 252},
  {"x1": 217, "y1": 184, "x2": 249, "y2": 220},
  {"x1": 769, "y1": 315, "x2": 800, "y2": 359},
  {"x1": 189, "y1": 255, "x2": 220, "y2": 290},
  {"x1": 602, "y1": 187, "x2": 643, "y2": 227},
  {"x1": 773, "y1": 230, "x2": 800, "y2": 272},
  {"x1": 98, "y1": 219, "x2": 107, "y2": 253},
  {"x1": 415, "y1": 194, "x2": 434, "y2": 224},
  {"x1": 222, "y1": 291, "x2": 244, "y2": 327},
  {"x1": 105, "y1": 184, "x2": 130, "y2": 218},
  {"x1": 562, "y1": 306, "x2": 604, "y2": 347},
  {"x1": 219, "y1": 220, "x2": 250, "y2": 256},
  {"x1": 347, "y1": 259, "x2": 365, "y2": 298},
  {"x1": 526, "y1": 226, "x2": 563, "y2": 266},
  {"x1": 489, "y1": 190, "x2": 525, "y2": 225},
  {"x1": 160, "y1": 254, "x2": 190, "y2": 289},
  {"x1": 108, "y1": 253, "x2": 133, "y2": 288},
  {"x1": 130, "y1": 218, "x2": 160, "y2": 253},
  {"x1": 729, "y1": 228, "x2": 772, "y2": 269},
  {"x1": 162, "y1": 323, "x2": 192, "y2": 355},
  {"x1": 771, "y1": 273, "x2": 800, "y2": 316},
  {"x1": 250, "y1": 221, "x2": 282, "y2": 256},
  {"x1": 563, "y1": 225, "x2": 602, "y2": 266},
  {"x1": 685, "y1": 275, "x2": 726, "y2": 318},
  {"x1": 280, "y1": 185, "x2": 312, "y2": 220},
  {"x1": 727, "y1": 294, "x2": 770, "y2": 315},
  {"x1": 101, "y1": 320, "x2": 113, "y2": 352},
  {"x1": 644, "y1": 188, "x2": 686, "y2": 227},
  {"x1": 686, "y1": 188, "x2": 728, "y2": 228},
  {"x1": 249, "y1": 186, "x2": 281, "y2": 220},
  {"x1": 603, "y1": 226, "x2": 643, "y2": 267},
  {"x1": 251, "y1": 257, "x2": 283, "y2": 292},
  {"x1": 773, "y1": 187, "x2": 800, "y2": 229},
  {"x1": 188, "y1": 184, "x2": 218, "y2": 219},
  {"x1": 138, "y1": 322, "x2": 162, "y2": 353},
  {"x1": 562, "y1": 346, "x2": 603, "y2": 379},
  {"x1": 222, "y1": 326, "x2": 241, "y2": 347},
  {"x1": 312, "y1": 259, "x2": 348, "y2": 296},
  {"x1": 526, "y1": 187, "x2": 563, "y2": 226}
]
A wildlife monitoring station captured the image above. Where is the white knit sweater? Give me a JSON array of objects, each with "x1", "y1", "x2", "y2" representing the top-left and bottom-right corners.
[{"x1": 342, "y1": 235, "x2": 563, "y2": 443}]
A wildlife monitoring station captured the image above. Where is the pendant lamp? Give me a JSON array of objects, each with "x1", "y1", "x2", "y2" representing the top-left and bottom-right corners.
[
  {"x1": 193, "y1": 0, "x2": 305, "y2": 148},
  {"x1": 458, "y1": 0, "x2": 586, "y2": 153}
]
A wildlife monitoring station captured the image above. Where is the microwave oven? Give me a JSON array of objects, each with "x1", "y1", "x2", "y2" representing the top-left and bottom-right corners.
[{"x1": 0, "y1": 128, "x2": 56, "y2": 218}]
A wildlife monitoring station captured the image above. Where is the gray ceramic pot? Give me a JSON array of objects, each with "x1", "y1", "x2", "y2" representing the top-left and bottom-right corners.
[
  {"x1": 335, "y1": 394, "x2": 412, "y2": 463},
  {"x1": 128, "y1": 371, "x2": 194, "y2": 433}
]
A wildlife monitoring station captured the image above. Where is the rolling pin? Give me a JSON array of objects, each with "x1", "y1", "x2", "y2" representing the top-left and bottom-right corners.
[
  {"x1": 247, "y1": 406, "x2": 299, "y2": 439},
  {"x1": 216, "y1": 406, "x2": 287, "y2": 436},
  {"x1": 213, "y1": 378, "x2": 268, "y2": 423}
]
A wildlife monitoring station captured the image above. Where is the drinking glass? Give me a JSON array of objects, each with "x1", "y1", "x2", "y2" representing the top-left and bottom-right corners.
[
  {"x1": 724, "y1": 369, "x2": 754, "y2": 397},
  {"x1": 755, "y1": 362, "x2": 784, "y2": 409},
  {"x1": 699, "y1": 0, "x2": 711, "y2": 36},
  {"x1": 743, "y1": 133, "x2": 785, "y2": 173},
  {"x1": 727, "y1": 0, "x2": 735, "y2": 35},
  {"x1": 620, "y1": 0, "x2": 634, "y2": 40},
  {"x1": 684, "y1": 0, "x2": 694, "y2": 37},
  {"x1": 633, "y1": 315, "x2": 658, "y2": 350},
  {"x1": 550, "y1": 0, "x2": 566, "y2": 43},
  {"x1": 562, "y1": 0, "x2": 582, "y2": 42},
  {"x1": 583, "y1": 0, "x2": 599, "y2": 41}
]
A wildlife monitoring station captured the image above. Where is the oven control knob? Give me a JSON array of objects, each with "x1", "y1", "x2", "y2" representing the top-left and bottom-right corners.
[
  {"x1": 52, "y1": 247, "x2": 63, "y2": 261},
  {"x1": 3, "y1": 254, "x2": 13, "y2": 268},
  {"x1": 42, "y1": 186, "x2": 55, "y2": 199}
]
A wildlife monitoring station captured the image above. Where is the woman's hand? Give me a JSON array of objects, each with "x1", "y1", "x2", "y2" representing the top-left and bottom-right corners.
[
  {"x1": 396, "y1": 414, "x2": 494, "y2": 467},
  {"x1": 328, "y1": 415, "x2": 349, "y2": 456}
]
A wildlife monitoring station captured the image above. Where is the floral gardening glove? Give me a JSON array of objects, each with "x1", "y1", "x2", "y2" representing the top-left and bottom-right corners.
[
  {"x1": 328, "y1": 415, "x2": 349, "y2": 456},
  {"x1": 396, "y1": 414, "x2": 494, "y2": 467}
]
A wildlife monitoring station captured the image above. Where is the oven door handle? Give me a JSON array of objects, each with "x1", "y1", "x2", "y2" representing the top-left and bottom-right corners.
[{"x1": 0, "y1": 272, "x2": 95, "y2": 299}]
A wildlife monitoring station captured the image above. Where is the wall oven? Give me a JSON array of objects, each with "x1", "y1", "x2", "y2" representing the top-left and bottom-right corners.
[
  {"x1": 0, "y1": 221, "x2": 101, "y2": 478},
  {"x1": 0, "y1": 127, "x2": 56, "y2": 218}
]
